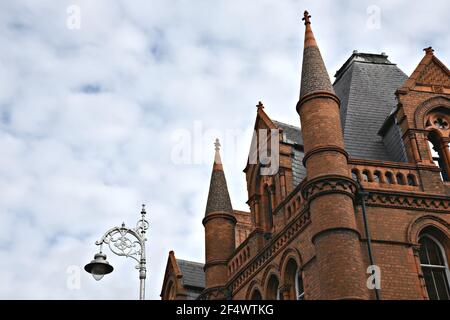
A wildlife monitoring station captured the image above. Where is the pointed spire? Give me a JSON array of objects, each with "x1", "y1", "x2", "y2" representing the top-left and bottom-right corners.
[
  {"x1": 299, "y1": 10, "x2": 335, "y2": 100},
  {"x1": 205, "y1": 139, "x2": 233, "y2": 216}
]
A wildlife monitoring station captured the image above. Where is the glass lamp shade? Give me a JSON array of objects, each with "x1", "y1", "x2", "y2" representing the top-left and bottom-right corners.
[
  {"x1": 92, "y1": 273, "x2": 104, "y2": 281},
  {"x1": 84, "y1": 253, "x2": 113, "y2": 280}
]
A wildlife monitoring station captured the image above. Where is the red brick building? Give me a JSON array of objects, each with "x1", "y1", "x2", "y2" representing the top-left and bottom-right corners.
[{"x1": 161, "y1": 11, "x2": 450, "y2": 300}]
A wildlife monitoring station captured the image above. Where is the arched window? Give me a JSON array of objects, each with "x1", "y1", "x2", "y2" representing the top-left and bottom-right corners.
[
  {"x1": 265, "y1": 186, "x2": 274, "y2": 229},
  {"x1": 396, "y1": 173, "x2": 406, "y2": 185},
  {"x1": 407, "y1": 174, "x2": 416, "y2": 186},
  {"x1": 362, "y1": 170, "x2": 370, "y2": 182},
  {"x1": 284, "y1": 259, "x2": 302, "y2": 300},
  {"x1": 266, "y1": 275, "x2": 280, "y2": 300},
  {"x1": 250, "y1": 289, "x2": 262, "y2": 300},
  {"x1": 427, "y1": 132, "x2": 449, "y2": 182},
  {"x1": 385, "y1": 172, "x2": 394, "y2": 184},
  {"x1": 419, "y1": 234, "x2": 450, "y2": 300},
  {"x1": 351, "y1": 169, "x2": 359, "y2": 181},
  {"x1": 373, "y1": 171, "x2": 381, "y2": 183},
  {"x1": 296, "y1": 270, "x2": 305, "y2": 300}
]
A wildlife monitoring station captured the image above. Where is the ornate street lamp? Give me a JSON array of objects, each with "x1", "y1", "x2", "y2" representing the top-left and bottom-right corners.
[{"x1": 85, "y1": 204, "x2": 149, "y2": 300}]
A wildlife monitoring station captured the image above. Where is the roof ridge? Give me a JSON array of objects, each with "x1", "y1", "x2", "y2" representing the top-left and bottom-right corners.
[
  {"x1": 334, "y1": 51, "x2": 399, "y2": 82},
  {"x1": 176, "y1": 258, "x2": 204, "y2": 266},
  {"x1": 272, "y1": 120, "x2": 300, "y2": 130}
]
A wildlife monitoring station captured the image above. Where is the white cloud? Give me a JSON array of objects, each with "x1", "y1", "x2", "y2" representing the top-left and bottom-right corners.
[{"x1": 0, "y1": 0, "x2": 448, "y2": 299}]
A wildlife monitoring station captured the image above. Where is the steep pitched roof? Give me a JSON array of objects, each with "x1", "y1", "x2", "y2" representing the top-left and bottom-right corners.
[
  {"x1": 272, "y1": 120, "x2": 303, "y2": 146},
  {"x1": 176, "y1": 259, "x2": 205, "y2": 289},
  {"x1": 272, "y1": 120, "x2": 306, "y2": 187},
  {"x1": 299, "y1": 11, "x2": 335, "y2": 99},
  {"x1": 333, "y1": 52, "x2": 408, "y2": 161},
  {"x1": 205, "y1": 139, "x2": 234, "y2": 216},
  {"x1": 160, "y1": 251, "x2": 205, "y2": 300}
]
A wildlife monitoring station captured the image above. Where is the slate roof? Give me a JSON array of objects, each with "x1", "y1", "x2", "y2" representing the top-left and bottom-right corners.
[
  {"x1": 176, "y1": 259, "x2": 205, "y2": 289},
  {"x1": 273, "y1": 120, "x2": 303, "y2": 146},
  {"x1": 333, "y1": 52, "x2": 408, "y2": 161},
  {"x1": 269, "y1": 52, "x2": 409, "y2": 187},
  {"x1": 205, "y1": 149, "x2": 234, "y2": 216},
  {"x1": 272, "y1": 120, "x2": 306, "y2": 187}
]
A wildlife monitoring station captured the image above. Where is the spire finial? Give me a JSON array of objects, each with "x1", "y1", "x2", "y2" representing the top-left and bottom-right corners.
[
  {"x1": 141, "y1": 204, "x2": 146, "y2": 215},
  {"x1": 424, "y1": 46, "x2": 434, "y2": 55},
  {"x1": 214, "y1": 138, "x2": 221, "y2": 151},
  {"x1": 302, "y1": 10, "x2": 311, "y2": 25},
  {"x1": 299, "y1": 9, "x2": 334, "y2": 99},
  {"x1": 256, "y1": 101, "x2": 264, "y2": 109}
]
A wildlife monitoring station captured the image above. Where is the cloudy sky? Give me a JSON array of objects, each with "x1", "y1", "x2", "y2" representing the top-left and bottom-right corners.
[{"x1": 0, "y1": 0, "x2": 448, "y2": 299}]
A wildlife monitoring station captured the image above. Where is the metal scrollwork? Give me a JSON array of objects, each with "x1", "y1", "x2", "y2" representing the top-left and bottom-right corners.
[
  {"x1": 93, "y1": 204, "x2": 149, "y2": 299},
  {"x1": 97, "y1": 227, "x2": 143, "y2": 264}
]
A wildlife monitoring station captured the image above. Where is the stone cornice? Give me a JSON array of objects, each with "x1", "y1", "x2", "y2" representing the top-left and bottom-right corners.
[
  {"x1": 365, "y1": 189, "x2": 450, "y2": 213},
  {"x1": 348, "y1": 158, "x2": 441, "y2": 172}
]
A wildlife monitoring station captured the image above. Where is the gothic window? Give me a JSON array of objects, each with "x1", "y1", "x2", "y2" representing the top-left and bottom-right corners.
[
  {"x1": 425, "y1": 109, "x2": 450, "y2": 182},
  {"x1": 266, "y1": 275, "x2": 281, "y2": 300},
  {"x1": 296, "y1": 270, "x2": 305, "y2": 300},
  {"x1": 251, "y1": 289, "x2": 262, "y2": 300},
  {"x1": 284, "y1": 259, "x2": 303, "y2": 300},
  {"x1": 373, "y1": 171, "x2": 381, "y2": 183},
  {"x1": 427, "y1": 134, "x2": 449, "y2": 181},
  {"x1": 419, "y1": 234, "x2": 450, "y2": 300},
  {"x1": 265, "y1": 186, "x2": 274, "y2": 229}
]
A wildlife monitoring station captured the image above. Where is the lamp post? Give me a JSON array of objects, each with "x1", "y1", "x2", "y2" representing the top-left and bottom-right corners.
[{"x1": 85, "y1": 204, "x2": 149, "y2": 300}]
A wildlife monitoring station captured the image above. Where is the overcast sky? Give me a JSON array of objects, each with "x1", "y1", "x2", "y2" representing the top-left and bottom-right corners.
[{"x1": 0, "y1": 0, "x2": 448, "y2": 299}]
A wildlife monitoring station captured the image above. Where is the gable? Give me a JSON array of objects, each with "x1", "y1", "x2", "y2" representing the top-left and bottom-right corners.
[
  {"x1": 416, "y1": 59, "x2": 450, "y2": 87},
  {"x1": 399, "y1": 49, "x2": 450, "y2": 93}
]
